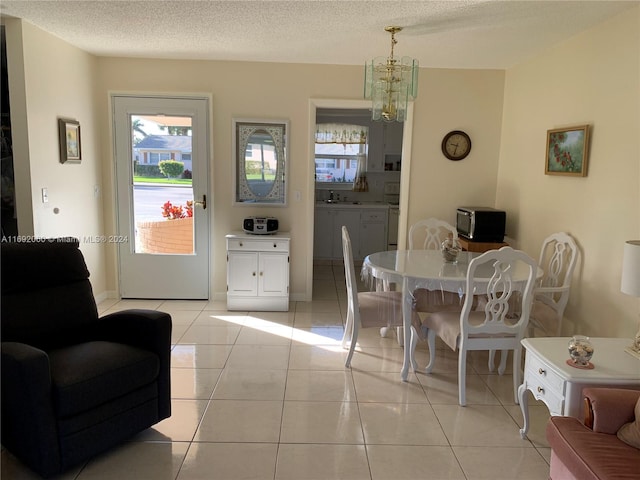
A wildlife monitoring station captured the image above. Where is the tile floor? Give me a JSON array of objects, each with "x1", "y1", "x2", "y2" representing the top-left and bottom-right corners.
[{"x1": 1, "y1": 264, "x2": 553, "y2": 480}]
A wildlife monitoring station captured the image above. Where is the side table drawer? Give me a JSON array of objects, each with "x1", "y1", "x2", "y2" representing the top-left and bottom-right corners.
[
  {"x1": 526, "y1": 354, "x2": 565, "y2": 395},
  {"x1": 526, "y1": 374, "x2": 564, "y2": 415},
  {"x1": 227, "y1": 238, "x2": 289, "y2": 252}
]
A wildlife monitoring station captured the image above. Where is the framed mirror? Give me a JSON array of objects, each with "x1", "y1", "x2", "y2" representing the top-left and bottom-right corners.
[{"x1": 233, "y1": 118, "x2": 288, "y2": 205}]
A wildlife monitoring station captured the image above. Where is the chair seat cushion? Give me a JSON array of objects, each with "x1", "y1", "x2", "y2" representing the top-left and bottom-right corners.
[
  {"x1": 49, "y1": 341, "x2": 160, "y2": 417},
  {"x1": 358, "y1": 291, "x2": 404, "y2": 328},
  {"x1": 424, "y1": 311, "x2": 520, "y2": 351}
]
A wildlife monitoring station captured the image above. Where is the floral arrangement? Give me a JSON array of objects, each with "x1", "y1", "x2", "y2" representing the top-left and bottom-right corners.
[{"x1": 161, "y1": 200, "x2": 193, "y2": 219}]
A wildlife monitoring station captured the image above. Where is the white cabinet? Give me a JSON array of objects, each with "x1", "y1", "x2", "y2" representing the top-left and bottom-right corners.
[
  {"x1": 226, "y1": 232, "x2": 290, "y2": 311},
  {"x1": 314, "y1": 209, "x2": 360, "y2": 260},
  {"x1": 367, "y1": 122, "x2": 404, "y2": 172},
  {"x1": 313, "y1": 206, "x2": 387, "y2": 261},
  {"x1": 360, "y1": 209, "x2": 388, "y2": 258}
]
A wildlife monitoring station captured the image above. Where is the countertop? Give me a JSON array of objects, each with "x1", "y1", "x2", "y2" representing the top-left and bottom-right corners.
[{"x1": 315, "y1": 201, "x2": 391, "y2": 209}]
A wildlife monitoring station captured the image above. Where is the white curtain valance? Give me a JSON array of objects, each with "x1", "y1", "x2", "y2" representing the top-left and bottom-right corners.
[{"x1": 315, "y1": 123, "x2": 368, "y2": 144}]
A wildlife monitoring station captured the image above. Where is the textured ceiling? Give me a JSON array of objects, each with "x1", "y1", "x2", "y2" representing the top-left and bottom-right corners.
[{"x1": 1, "y1": 1, "x2": 636, "y2": 69}]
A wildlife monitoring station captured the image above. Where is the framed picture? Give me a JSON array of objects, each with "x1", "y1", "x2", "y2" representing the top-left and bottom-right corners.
[
  {"x1": 545, "y1": 124, "x2": 590, "y2": 176},
  {"x1": 58, "y1": 118, "x2": 81, "y2": 163}
]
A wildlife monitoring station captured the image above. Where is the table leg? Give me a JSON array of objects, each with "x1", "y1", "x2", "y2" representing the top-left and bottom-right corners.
[
  {"x1": 401, "y1": 276, "x2": 411, "y2": 381},
  {"x1": 518, "y1": 382, "x2": 530, "y2": 439}
]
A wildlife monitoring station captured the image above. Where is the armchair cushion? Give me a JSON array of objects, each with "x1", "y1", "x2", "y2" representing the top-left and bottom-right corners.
[{"x1": 49, "y1": 341, "x2": 159, "y2": 417}]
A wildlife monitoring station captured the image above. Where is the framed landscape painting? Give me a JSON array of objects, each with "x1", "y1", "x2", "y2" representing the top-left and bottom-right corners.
[
  {"x1": 545, "y1": 124, "x2": 590, "y2": 176},
  {"x1": 58, "y1": 118, "x2": 82, "y2": 164}
]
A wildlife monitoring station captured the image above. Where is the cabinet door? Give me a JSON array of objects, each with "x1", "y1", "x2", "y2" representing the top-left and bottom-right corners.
[
  {"x1": 314, "y1": 209, "x2": 334, "y2": 259},
  {"x1": 360, "y1": 222, "x2": 387, "y2": 259},
  {"x1": 367, "y1": 122, "x2": 385, "y2": 172},
  {"x1": 333, "y1": 210, "x2": 361, "y2": 259},
  {"x1": 258, "y1": 253, "x2": 289, "y2": 296},
  {"x1": 384, "y1": 123, "x2": 404, "y2": 154},
  {"x1": 227, "y1": 251, "x2": 258, "y2": 296}
]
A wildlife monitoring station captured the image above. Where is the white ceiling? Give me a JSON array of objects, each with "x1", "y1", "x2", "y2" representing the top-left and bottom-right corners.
[{"x1": 1, "y1": 1, "x2": 636, "y2": 69}]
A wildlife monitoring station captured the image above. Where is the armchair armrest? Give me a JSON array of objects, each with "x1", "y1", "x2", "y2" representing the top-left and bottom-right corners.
[
  {"x1": 1, "y1": 342, "x2": 61, "y2": 473},
  {"x1": 583, "y1": 387, "x2": 640, "y2": 434},
  {"x1": 97, "y1": 309, "x2": 172, "y2": 419}
]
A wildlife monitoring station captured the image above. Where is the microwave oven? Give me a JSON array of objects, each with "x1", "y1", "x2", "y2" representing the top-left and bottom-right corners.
[
  {"x1": 456, "y1": 207, "x2": 506, "y2": 242},
  {"x1": 243, "y1": 216, "x2": 279, "y2": 235}
]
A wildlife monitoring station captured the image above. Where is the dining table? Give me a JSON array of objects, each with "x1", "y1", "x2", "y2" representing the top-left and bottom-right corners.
[{"x1": 362, "y1": 249, "x2": 542, "y2": 381}]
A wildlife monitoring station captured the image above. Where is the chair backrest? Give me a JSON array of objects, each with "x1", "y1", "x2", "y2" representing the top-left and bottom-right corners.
[
  {"x1": 341, "y1": 226, "x2": 361, "y2": 325},
  {"x1": 1, "y1": 238, "x2": 99, "y2": 350},
  {"x1": 409, "y1": 218, "x2": 458, "y2": 250},
  {"x1": 536, "y1": 232, "x2": 579, "y2": 313},
  {"x1": 460, "y1": 247, "x2": 537, "y2": 342}
]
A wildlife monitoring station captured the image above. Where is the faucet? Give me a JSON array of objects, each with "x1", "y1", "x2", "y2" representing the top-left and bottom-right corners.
[{"x1": 329, "y1": 190, "x2": 334, "y2": 201}]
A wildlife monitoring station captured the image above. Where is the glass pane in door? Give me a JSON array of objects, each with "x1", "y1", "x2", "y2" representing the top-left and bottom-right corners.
[{"x1": 130, "y1": 114, "x2": 194, "y2": 254}]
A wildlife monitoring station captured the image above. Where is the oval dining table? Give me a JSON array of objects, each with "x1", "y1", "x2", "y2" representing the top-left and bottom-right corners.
[{"x1": 362, "y1": 249, "x2": 542, "y2": 381}]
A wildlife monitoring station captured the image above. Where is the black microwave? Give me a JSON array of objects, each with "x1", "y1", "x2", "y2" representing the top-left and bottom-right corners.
[{"x1": 456, "y1": 207, "x2": 506, "y2": 242}]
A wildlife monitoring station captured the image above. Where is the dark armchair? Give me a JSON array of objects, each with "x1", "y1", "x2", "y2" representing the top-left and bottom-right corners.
[{"x1": 1, "y1": 239, "x2": 172, "y2": 478}]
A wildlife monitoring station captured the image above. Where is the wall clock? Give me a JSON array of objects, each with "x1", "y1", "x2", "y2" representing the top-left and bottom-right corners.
[{"x1": 441, "y1": 130, "x2": 471, "y2": 161}]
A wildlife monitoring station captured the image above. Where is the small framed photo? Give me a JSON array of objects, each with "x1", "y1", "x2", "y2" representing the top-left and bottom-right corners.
[
  {"x1": 58, "y1": 118, "x2": 81, "y2": 163},
  {"x1": 545, "y1": 124, "x2": 590, "y2": 176}
]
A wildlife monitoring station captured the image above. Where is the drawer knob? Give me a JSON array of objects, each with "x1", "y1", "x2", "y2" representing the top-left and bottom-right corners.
[
  {"x1": 537, "y1": 386, "x2": 544, "y2": 394},
  {"x1": 538, "y1": 368, "x2": 546, "y2": 375},
  {"x1": 239, "y1": 242, "x2": 243, "y2": 247},
  {"x1": 273, "y1": 243, "x2": 277, "y2": 248}
]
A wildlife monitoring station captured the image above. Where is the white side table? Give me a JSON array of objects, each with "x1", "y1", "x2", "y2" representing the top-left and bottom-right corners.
[{"x1": 518, "y1": 337, "x2": 640, "y2": 439}]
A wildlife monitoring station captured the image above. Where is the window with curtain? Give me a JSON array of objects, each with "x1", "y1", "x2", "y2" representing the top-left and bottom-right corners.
[{"x1": 315, "y1": 123, "x2": 369, "y2": 191}]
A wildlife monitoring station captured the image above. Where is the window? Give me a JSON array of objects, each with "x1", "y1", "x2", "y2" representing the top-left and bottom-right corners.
[
  {"x1": 314, "y1": 144, "x2": 363, "y2": 183},
  {"x1": 314, "y1": 123, "x2": 368, "y2": 188},
  {"x1": 149, "y1": 152, "x2": 172, "y2": 164}
]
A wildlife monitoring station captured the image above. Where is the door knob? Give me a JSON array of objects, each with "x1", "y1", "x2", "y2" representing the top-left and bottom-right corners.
[{"x1": 194, "y1": 195, "x2": 207, "y2": 210}]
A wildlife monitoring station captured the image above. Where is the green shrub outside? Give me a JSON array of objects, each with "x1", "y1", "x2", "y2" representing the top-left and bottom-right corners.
[
  {"x1": 159, "y1": 160, "x2": 185, "y2": 178},
  {"x1": 134, "y1": 164, "x2": 164, "y2": 178}
]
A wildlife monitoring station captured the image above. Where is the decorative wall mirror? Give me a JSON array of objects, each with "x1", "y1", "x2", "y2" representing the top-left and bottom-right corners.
[{"x1": 233, "y1": 118, "x2": 288, "y2": 205}]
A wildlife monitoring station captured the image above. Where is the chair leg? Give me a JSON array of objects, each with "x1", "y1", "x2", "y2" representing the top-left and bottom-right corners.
[
  {"x1": 488, "y1": 349, "x2": 496, "y2": 373},
  {"x1": 344, "y1": 318, "x2": 358, "y2": 368},
  {"x1": 425, "y1": 328, "x2": 436, "y2": 373},
  {"x1": 458, "y1": 348, "x2": 468, "y2": 406},
  {"x1": 409, "y1": 325, "x2": 419, "y2": 371},
  {"x1": 498, "y1": 349, "x2": 508, "y2": 375},
  {"x1": 341, "y1": 310, "x2": 353, "y2": 349},
  {"x1": 512, "y1": 347, "x2": 522, "y2": 404}
]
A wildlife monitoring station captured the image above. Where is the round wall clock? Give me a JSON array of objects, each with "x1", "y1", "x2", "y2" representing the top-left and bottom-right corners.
[{"x1": 441, "y1": 130, "x2": 471, "y2": 161}]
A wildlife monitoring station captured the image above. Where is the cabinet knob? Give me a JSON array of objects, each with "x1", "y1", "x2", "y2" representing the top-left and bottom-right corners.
[
  {"x1": 260, "y1": 272, "x2": 263, "y2": 276},
  {"x1": 538, "y1": 368, "x2": 545, "y2": 375},
  {"x1": 252, "y1": 272, "x2": 256, "y2": 276},
  {"x1": 537, "y1": 386, "x2": 544, "y2": 394},
  {"x1": 273, "y1": 243, "x2": 277, "y2": 248},
  {"x1": 239, "y1": 242, "x2": 243, "y2": 247}
]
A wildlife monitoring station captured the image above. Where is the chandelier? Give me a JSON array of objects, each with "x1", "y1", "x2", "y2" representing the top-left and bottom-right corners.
[{"x1": 364, "y1": 26, "x2": 418, "y2": 122}]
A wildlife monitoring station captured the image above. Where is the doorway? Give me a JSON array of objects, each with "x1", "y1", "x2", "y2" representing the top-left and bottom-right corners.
[
  {"x1": 112, "y1": 95, "x2": 210, "y2": 299},
  {"x1": 307, "y1": 98, "x2": 414, "y2": 299}
]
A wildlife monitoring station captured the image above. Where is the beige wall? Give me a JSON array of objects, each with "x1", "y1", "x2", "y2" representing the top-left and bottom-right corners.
[
  {"x1": 497, "y1": 7, "x2": 640, "y2": 337},
  {"x1": 94, "y1": 58, "x2": 507, "y2": 301},
  {"x1": 4, "y1": 19, "x2": 107, "y2": 297},
  {"x1": 7, "y1": 10, "x2": 638, "y2": 339}
]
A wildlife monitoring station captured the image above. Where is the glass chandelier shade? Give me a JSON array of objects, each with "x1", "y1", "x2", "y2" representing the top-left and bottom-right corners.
[{"x1": 364, "y1": 26, "x2": 418, "y2": 123}]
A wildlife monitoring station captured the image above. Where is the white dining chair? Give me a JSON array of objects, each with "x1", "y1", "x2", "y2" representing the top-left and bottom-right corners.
[
  {"x1": 407, "y1": 218, "x2": 464, "y2": 330},
  {"x1": 341, "y1": 226, "x2": 411, "y2": 367},
  {"x1": 414, "y1": 246, "x2": 538, "y2": 406},
  {"x1": 408, "y1": 217, "x2": 458, "y2": 250},
  {"x1": 529, "y1": 232, "x2": 579, "y2": 337}
]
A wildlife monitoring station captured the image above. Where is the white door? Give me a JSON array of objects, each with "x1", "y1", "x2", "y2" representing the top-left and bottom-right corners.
[{"x1": 113, "y1": 95, "x2": 210, "y2": 299}]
